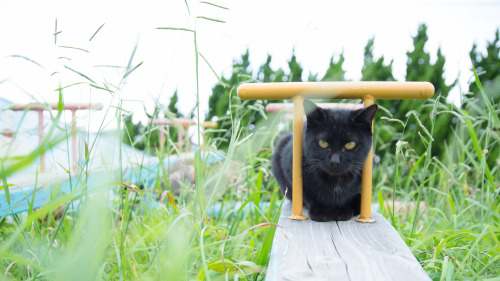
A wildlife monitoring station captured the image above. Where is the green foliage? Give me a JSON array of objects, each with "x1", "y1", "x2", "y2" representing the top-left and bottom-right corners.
[
  {"x1": 467, "y1": 29, "x2": 500, "y2": 168},
  {"x1": 361, "y1": 37, "x2": 395, "y2": 82},
  {"x1": 258, "y1": 55, "x2": 286, "y2": 83},
  {"x1": 321, "y1": 53, "x2": 346, "y2": 82},
  {"x1": 168, "y1": 90, "x2": 183, "y2": 118},
  {"x1": 359, "y1": 37, "x2": 396, "y2": 155},
  {"x1": 205, "y1": 50, "x2": 349, "y2": 149},
  {"x1": 122, "y1": 90, "x2": 187, "y2": 153},
  {"x1": 405, "y1": 24, "x2": 455, "y2": 97},
  {"x1": 122, "y1": 113, "x2": 164, "y2": 152},
  {"x1": 469, "y1": 29, "x2": 500, "y2": 104},
  {"x1": 204, "y1": 24, "x2": 459, "y2": 158},
  {"x1": 372, "y1": 83, "x2": 500, "y2": 279},
  {"x1": 205, "y1": 50, "x2": 253, "y2": 150},
  {"x1": 122, "y1": 114, "x2": 143, "y2": 149},
  {"x1": 287, "y1": 51, "x2": 303, "y2": 82},
  {"x1": 207, "y1": 50, "x2": 251, "y2": 122},
  {"x1": 205, "y1": 50, "x2": 306, "y2": 150},
  {"x1": 376, "y1": 24, "x2": 455, "y2": 158}
]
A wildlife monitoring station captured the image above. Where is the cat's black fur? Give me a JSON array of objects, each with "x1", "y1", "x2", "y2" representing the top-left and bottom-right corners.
[{"x1": 272, "y1": 100, "x2": 377, "y2": 222}]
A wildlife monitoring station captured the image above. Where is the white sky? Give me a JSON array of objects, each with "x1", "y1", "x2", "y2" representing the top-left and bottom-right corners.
[{"x1": 1, "y1": 0, "x2": 499, "y2": 131}]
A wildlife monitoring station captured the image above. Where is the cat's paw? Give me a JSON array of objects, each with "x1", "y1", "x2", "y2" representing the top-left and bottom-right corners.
[
  {"x1": 308, "y1": 207, "x2": 353, "y2": 222},
  {"x1": 331, "y1": 210, "x2": 354, "y2": 221},
  {"x1": 308, "y1": 207, "x2": 336, "y2": 222}
]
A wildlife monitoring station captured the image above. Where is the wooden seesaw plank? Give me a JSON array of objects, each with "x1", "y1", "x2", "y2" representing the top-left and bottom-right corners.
[{"x1": 266, "y1": 200, "x2": 430, "y2": 281}]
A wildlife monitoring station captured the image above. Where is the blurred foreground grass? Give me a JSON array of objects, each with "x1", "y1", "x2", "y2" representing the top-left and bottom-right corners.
[{"x1": 0, "y1": 79, "x2": 499, "y2": 280}]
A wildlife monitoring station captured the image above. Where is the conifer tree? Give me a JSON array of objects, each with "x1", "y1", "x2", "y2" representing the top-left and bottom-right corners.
[
  {"x1": 205, "y1": 51, "x2": 309, "y2": 149},
  {"x1": 288, "y1": 51, "x2": 303, "y2": 82},
  {"x1": 258, "y1": 55, "x2": 285, "y2": 83},
  {"x1": 167, "y1": 90, "x2": 183, "y2": 118},
  {"x1": 468, "y1": 29, "x2": 500, "y2": 167},
  {"x1": 403, "y1": 24, "x2": 455, "y2": 156},
  {"x1": 321, "y1": 53, "x2": 346, "y2": 82},
  {"x1": 469, "y1": 29, "x2": 500, "y2": 105},
  {"x1": 359, "y1": 37, "x2": 396, "y2": 155},
  {"x1": 205, "y1": 50, "x2": 253, "y2": 149},
  {"x1": 361, "y1": 38, "x2": 394, "y2": 82}
]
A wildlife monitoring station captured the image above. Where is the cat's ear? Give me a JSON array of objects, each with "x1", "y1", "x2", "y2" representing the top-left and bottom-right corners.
[
  {"x1": 352, "y1": 104, "x2": 378, "y2": 124},
  {"x1": 304, "y1": 99, "x2": 326, "y2": 127}
]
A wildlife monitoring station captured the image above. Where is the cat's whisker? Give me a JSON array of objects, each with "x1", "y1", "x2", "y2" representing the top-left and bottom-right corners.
[{"x1": 304, "y1": 164, "x2": 322, "y2": 175}]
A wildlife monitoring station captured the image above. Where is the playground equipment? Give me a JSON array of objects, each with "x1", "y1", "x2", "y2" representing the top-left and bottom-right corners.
[
  {"x1": 239, "y1": 81, "x2": 435, "y2": 281},
  {"x1": 151, "y1": 118, "x2": 217, "y2": 152},
  {"x1": 10, "y1": 103, "x2": 103, "y2": 172},
  {"x1": 238, "y1": 81, "x2": 434, "y2": 222}
]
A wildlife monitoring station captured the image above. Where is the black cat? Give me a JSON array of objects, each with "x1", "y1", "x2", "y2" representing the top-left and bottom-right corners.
[{"x1": 272, "y1": 100, "x2": 377, "y2": 222}]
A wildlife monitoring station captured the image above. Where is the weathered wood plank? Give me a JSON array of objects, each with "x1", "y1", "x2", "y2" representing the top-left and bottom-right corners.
[{"x1": 267, "y1": 200, "x2": 430, "y2": 281}]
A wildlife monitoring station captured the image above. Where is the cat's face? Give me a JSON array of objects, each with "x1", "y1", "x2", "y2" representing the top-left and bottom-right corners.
[{"x1": 303, "y1": 100, "x2": 377, "y2": 176}]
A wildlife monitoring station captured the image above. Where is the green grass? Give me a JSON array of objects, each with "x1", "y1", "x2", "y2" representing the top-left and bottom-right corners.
[
  {"x1": 374, "y1": 84, "x2": 499, "y2": 280},
  {"x1": 1, "y1": 77, "x2": 498, "y2": 280}
]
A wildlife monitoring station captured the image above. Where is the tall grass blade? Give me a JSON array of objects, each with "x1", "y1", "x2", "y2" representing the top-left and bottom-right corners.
[
  {"x1": 196, "y1": 16, "x2": 225, "y2": 23},
  {"x1": 156, "y1": 27, "x2": 195, "y2": 33},
  {"x1": 380, "y1": 116, "x2": 405, "y2": 127},
  {"x1": 90, "y1": 84, "x2": 114, "y2": 93},
  {"x1": 473, "y1": 66, "x2": 500, "y2": 128},
  {"x1": 123, "y1": 61, "x2": 143, "y2": 79},
  {"x1": 54, "y1": 18, "x2": 60, "y2": 44},
  {"x1": 125, "y1": 44, "x2": 138, "y2": 71},
  {"x1": 59, "y1": 46, "x2": 89, "y2": 53},
  {"x1": 199, "y1": 226, "x2": 212, "y2": 281},
  {"x1": 195, "y1": 149, "x2": 206, "y2": 214},
  {"x1": 229, "y1": 191, "x2": 273, "y2": 235},
  {"x1": 64, "y1": 65, "x2": 96, "y2": 84},
  {"x1": 199, "y1": 52, "x2": 224, "y2": 86},
  {"x1": 28, "y1": 169, "x2": 39, "y2": 216},
  {"x1": 200, "y1": 1, "x2": 229, "y2": 10},
  {"x1": 1, "y1": 160, "x2": 10, "y2": 205},
  {"x1": 254, "y1": 197, "x2": 284, "y2": 279},
  {"x1": 183, "y1": 0, "x2": 190, "y2": 15},
  {"x1": 405, "y1": 110, "x2": 434, "y2": 142},
  {"x1": 463, "y1": 111, "x2": 496, "y2": 189},
  {"x1": 89, "y1": 23, "x2": 105, "y2": 41},
  {"x1": 7, "y1": 55, "x2": 44, "y2": 69}
]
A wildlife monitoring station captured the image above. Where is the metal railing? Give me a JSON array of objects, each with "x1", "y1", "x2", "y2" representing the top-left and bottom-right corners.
[
  {"x1": 151, "y1": 118, "x2": 217, "y2": 152},
  {"x1": 238, "y1": 81, "x2": 434, "y2": 222},
  {"x1": 9, "y1": 103, "x2": 103, "y2": 172}
]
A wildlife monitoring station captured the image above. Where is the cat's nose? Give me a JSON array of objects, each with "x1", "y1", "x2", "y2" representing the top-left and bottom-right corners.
[{"x1": 330, "y1": 153, "x2": 341, "y2": 165}]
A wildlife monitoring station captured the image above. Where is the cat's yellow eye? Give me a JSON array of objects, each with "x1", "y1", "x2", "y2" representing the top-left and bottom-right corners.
[
  {"x1": 318, "y1": 140, "x2": 329, "y2": 148},
  {"x1": 345, "y1": 142, "x2": 356, "y2": 150}
]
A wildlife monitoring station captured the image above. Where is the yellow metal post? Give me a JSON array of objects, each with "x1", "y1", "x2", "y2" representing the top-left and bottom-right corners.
[
  {"x1": 290, "y1": 96, "x2": 307, "y2": 220},
  {"x1": 355, "y1": 96, "x2": 376, "y2": 223}
]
